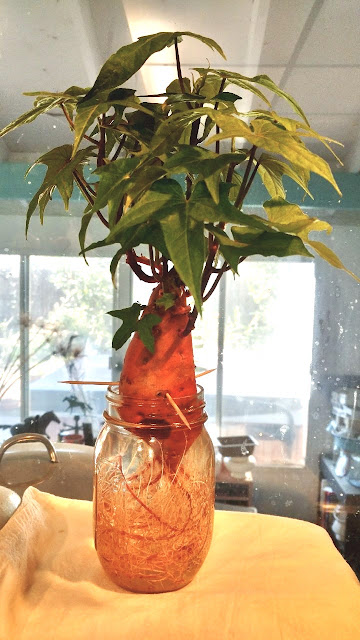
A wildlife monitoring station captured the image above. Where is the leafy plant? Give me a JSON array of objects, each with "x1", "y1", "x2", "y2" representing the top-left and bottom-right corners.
[{"x1": 1, "y1": 31, "x2": 358, "y2": 370}]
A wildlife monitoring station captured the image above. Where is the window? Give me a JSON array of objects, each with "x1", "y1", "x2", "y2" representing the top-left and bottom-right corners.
[
  {"x1": 0, "y1": 251, "x2": 114, "y2": 442},
  {"x1": 133, "y1": 257, "x2": 315, "y2": 465},
  {"x1": 0, "y1": 254, "x2": 21, "y2": 425}
]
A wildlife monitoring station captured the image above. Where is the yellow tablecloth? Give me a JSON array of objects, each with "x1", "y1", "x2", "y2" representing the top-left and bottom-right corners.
[{"x1": 0, "y1": 486, "x2": 359, "y2": 640}]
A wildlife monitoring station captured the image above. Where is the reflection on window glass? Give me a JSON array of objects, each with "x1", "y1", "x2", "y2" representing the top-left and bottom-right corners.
[
  {"x1": 28, "y1": 256, "x2": 113, "y2": 440},
  {"x1": 222, "y1": 260, "x2": 315, "y2": 466},
  {"x1": 134, "y1": 259, "x2": 315, "y2": 467},
  {"x1": 0, "y1": 254, "x2": 20, "y2": 427}
]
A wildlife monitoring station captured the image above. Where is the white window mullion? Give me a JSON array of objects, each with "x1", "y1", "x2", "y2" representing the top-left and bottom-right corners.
[{"x1": 216, "y1": 277, "x2": 226, "y2": 437}]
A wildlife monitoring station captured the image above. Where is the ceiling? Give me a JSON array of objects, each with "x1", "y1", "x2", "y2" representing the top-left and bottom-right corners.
[{"x1": 0, "y1": 0, "x2": 359, "y2": 171}]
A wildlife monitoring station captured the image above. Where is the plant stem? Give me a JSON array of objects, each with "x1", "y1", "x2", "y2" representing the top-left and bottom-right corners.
[
  {"x1": 60, "y1": 104, "x2": 99, "y2": 146},
  {"x1": 234, "y1": 145, "x2": 257, "y2": 208},
  {"x1": 185, "y1": 175, "x2": 192, "y2": 200},
  {"x1": 126, "y1": 251, "x2": 157, "y2": 283},
  {"x1": 203, "y1": 261, "x2": 229, "y2": 302},
  {"x1": 182, "y1": 306, "x2": 198, "y2": 337},
  {"x1": 200, "y1": 234, "x2": 218, "y2": 297},
  {"x1": 73, "y1": 171, "x2": 109, "y2": 228},
  {"x1": 214, "y1": 78, "x2": 227, "y2": 155},
  {"x1": 174, "y1": 38, "x2": 192, "y2": 109},
  {"x1": 111, "y1": 135, "x2": 126, "y2": 161},
  {"x1": 162, "y1": 257, "x2": 168, "y2": 277},
  {"x1": 241, "y1": 160, "x2": 261, "y2": 202},
  {"x1": 97, "y1": 116, "x2": 106, "y2": 168},
  {"x1": 149, "y1": 245, "x2": 161, "y2": 281}
]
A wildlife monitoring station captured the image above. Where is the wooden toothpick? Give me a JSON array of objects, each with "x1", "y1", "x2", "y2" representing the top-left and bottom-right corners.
[
  {"x1": 165, "y1": 392, "x2": 191, "y2": 429},
  {"x1": 195, "y1": 368, "x2": 216, "y2": 379},
  {"x1": 59, "y1": 380, "x2": 115, "y2": 385}
]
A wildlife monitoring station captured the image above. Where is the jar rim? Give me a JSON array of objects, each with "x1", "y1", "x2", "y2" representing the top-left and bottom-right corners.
[
  {"x1": 106, "y1": 383, "x2": 204, "y2": 404},
  {"x1": 103, "y1": 384, "x2": 206, "y2": 431}
]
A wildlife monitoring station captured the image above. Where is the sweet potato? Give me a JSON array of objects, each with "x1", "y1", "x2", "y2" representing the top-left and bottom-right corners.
[{"x1": 118, "y1": 284, "x2": 202, "y2": 468}]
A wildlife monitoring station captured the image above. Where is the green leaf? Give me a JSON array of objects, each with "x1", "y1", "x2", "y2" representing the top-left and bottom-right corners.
[
  {"x1": 205, "y1": 112, "x2": 341, "y2": 195},
  {"x1": 150, "y1": 110, "x2": 201, "y2": 155},
  {"x1": 110, "y1": 249, "x2": 123, "y2": 287},
  {"x1": 91, "y1": 157, "x2": 166, "y2": 225},
  {"x1": 107, "y1": 305, "x2": 162, "y2": 352},
  {"x1": 188, "y1": 181, "x2": 252, "y2": 225},
  {"x1": 90, "y1": 157, "x2": 140, "y2": 214},
  {"x1": 112, "y1": 179, "x2": 206, "y2": 308},
  {"x1": 25, "y1": 145, "x2": 96, "y2": 234},
  {"x1": 83, "y1": 219, "x2": 170, "y2": 260},
  {"x1": 231, "y1": 226, "x2": 312, "y2": 258},
  {"x1": 82, "y1": 32, "x2": 225, "y2": 103},
  {"x1": 72, "y1": 104, "x2": 104, "y2": 156},
  {"x1": 212, "y1": 91, "x2": 242, "y2": 103},
  {"x1": 262, "y1": 197, "x2": 332, "y2": 239},
  {"x1": 0, "y1": 97, "x2": 63, "y2": 137},
  {"x1": 72, "y1": 96, "x2": 152, "y2": 156},
  {"x1": 107, "y1": 303, "x2": 142, "y2": 350},
  {"x1": 194, "y1": 73, "x2": 224, "y2": 100},
  {"x1": 166, "y1": 78, "x2": 192, "y2": 95},
  {"x1": 258, "y1": 153, "x2": 312, "y2": 199},
  {"x1": 155, "y1": 293, "x2": 176, "y2": 311},
  {"x1": 137, "y1": 313, "x2": 162, "y2": 353},
  {"x1": 193, "y1": 69, "x2": 272, "y2": 107},
  {"x1": 78, "y1": 203, "x2": 94, "y2": 258},
  {"x1": 160, "y1": 208, "x2": 205, "y2": 313},
  {"x1": 266, "y1": 113, "x2": 343, "y2": 164},
  {"x1": 194, "y1": 69, "x2": 309, "y2": 124},
  {"x1": 209, "y1": 225, "x2": 312, "y2": 271},
  {"x1": 250, "y1": 74, "x2": 309, "y2": 125},
  {"x1": 163, "y1": 145, "x2": 247, "y2": 203},
  {"x1": 104, "y1": 178, "x2": 183, "y2": 237},
  {"x1": 306, "y1": 241, "x2": 360, "y2": 283}
]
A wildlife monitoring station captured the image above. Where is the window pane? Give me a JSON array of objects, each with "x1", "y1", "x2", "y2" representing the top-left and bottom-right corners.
[
  {"x1": 221, "y1": 260, "x2": 315, "y2": 466},
  {"x1": 0, "y1": 254, "x2": 20, "y2": 432},
  {"x1": 29, "y1": 256, "x2": 113, "y2": 440}
]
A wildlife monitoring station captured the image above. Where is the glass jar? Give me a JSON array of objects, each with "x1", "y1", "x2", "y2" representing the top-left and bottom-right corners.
[{"x1": 94, "y1": 385, "x2": 215, "y2": 593}]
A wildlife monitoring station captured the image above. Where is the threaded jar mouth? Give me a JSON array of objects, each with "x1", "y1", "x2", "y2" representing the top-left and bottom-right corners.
[{"x1": 103, "y1": 384, "x2": 207, "y2": 432}]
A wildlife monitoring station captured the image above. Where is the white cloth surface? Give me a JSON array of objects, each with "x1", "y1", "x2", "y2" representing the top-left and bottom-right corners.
[{"x1": 0, "y1": 486, "x2": 359, "y2": 640}]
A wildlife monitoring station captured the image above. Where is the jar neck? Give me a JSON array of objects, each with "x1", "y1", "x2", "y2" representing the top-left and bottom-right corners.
[{"x1": 104, "y1": 384, "x2": 207, "y2": 431}]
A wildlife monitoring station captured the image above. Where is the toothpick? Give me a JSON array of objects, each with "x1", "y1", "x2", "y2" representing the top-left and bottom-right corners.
[
  {"x1": 165, "y1": 392, "x2": 191, "y2": 429},
  {"x1": 195, "y1": 368, "x2": 216, "y2": 379},
  {"x1": 59, "y1": 380, "x2": 115, "y2": 385}
]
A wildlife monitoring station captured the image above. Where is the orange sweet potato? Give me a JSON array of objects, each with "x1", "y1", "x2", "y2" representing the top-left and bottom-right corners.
[{"x1": 118, "y1": 284, "x2": 202, "y2": 468}]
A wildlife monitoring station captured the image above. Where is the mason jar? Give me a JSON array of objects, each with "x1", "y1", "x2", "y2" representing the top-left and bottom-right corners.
[{"x1": 93, "y1": 385, "x2": 215, "y2": 593}]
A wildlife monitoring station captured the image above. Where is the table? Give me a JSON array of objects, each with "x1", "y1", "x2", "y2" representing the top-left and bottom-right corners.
[{"x1": 0, "y1": 486, "x2": 359, "y2": 640}]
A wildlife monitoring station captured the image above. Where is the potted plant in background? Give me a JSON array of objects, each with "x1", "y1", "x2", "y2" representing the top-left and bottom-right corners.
[{"x1": 1, "y1": 31, "x2": 358, "y2": 593}]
